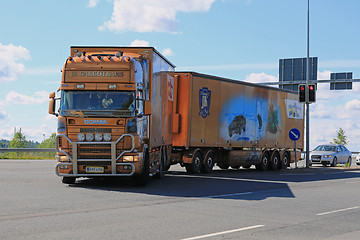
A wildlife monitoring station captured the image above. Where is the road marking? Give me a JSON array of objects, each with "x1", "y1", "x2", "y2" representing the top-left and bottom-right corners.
[
  {"x1": 205, "y1": 192, "x2": 253, "y2": 198},
  {"x1": 168, "y1": 174, "x2": 288, "y2": 184},
  {"x1": 181, "y1": 225, "x2": 265, "y2": 240},
  {"x1": 317, "y1": 206, "x2": 360, "y2": 216}
]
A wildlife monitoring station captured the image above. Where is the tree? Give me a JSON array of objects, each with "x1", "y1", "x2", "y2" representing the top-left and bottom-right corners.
[
  {"x1": 331, "y1": 128, "x2": 348, "y2": 146},
  {"x1": 10, "y1": 131, "x2": 27, "y2": 148},
  {"x1": 39, "y1": 133, "x2": 56, "y2": 148}
]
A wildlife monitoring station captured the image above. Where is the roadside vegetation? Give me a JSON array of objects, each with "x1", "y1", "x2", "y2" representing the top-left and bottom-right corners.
[{"x1": 0, "y1": 132, "x2": 56, "y2": 159}]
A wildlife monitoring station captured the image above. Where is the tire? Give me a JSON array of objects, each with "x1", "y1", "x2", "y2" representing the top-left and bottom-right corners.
[
  {"x1": 256, "y1": 151, "x2": 270, "y2": 171},
  {"x1": 134, "y1": 150, "x2": 150, "y2": 186},
  {"x1": 347, "y1": 157, "x2": 352, "y2": 166},
  {"x1": 62, "y1": 177, "x2": 76, "y2": 184},
  {"x1": 242, "y1": 165, "x2": 251, "y2": 169},
  {"x1": 282, "y1": 152, "x2": 290, "y2": 169},
  {"x1": 185, "y1": 149, "x2": 203, "y2": 174},
  {"x1": 231, "y1": 165, "x2": 241, "y2": 169},
  {"x1": 201, "y1": 150, "x2": 215, "y2": 173},
  {"x1": 270, "y1": 151, "x2": 281, "y2": 171},
  {"x1": 217, "y1": 162, "x2": 229, "y2": 170},
  {"x1": 331, "y1": 157, "x2": 337, "y2": 167}
]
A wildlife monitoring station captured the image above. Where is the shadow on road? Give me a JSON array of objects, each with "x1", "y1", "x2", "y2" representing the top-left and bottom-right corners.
[{"x1": 70, "y1": 166, "x2": 360, "y2": 201}]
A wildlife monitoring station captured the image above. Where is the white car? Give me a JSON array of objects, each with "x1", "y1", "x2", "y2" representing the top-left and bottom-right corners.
[
  {"x1": 356, "y1": 153, "x2": 360, "y2": 165},
  {"x1": 310, "y1": 144, "x2": 352, "y2": 167}
]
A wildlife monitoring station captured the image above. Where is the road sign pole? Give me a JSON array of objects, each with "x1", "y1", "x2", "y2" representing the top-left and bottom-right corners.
[{"x1": 295, "y1": 141, "x2": 297, "y2": 169}]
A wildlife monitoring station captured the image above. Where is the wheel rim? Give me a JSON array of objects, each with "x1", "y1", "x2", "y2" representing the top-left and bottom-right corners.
[
  {"x1": 207, "y1": 156, "x2": 213, "y2": 167},
  {"x1": 194, "y1": 156, "x2": 201, "y2": 167}
]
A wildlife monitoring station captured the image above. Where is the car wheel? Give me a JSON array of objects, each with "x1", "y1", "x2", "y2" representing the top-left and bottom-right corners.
[
  {"x1": 347, "y1": 157, "x2": 352, "y2": 166},
  {"x1": 331, "y1": 157, "x2": 337, "y2": 167}
]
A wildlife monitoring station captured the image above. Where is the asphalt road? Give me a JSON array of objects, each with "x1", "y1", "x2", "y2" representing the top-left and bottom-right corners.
[{"x1": 1, "y1": 159, "x2": 360, "y2": 240}]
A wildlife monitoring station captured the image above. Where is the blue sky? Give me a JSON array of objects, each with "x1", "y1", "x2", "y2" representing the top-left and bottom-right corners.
[{"x1": 1, "y1": 0, "x2": 360, "y2": 151}]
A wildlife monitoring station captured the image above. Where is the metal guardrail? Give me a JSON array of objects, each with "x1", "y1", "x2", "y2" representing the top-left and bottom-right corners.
[{"x1": 0, "y1": 148, "x2": 56, "y2": 153}]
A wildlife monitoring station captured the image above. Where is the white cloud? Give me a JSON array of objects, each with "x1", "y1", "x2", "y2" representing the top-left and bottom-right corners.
[
  {"x1": 161, "y1": 48, "x2": 174, "y2": 57},
  {"x1": 245, "y1": 72, "x2": 278, "y2": 83},
  {"x1": 0, "y1": 110, "x2": 9, "y2": 122},
  {"x1": 99, "y1": 0, "x2": 216, "y2": 33},
  {"x1": 0, "y1": 43, "x2": 30, "y2": 82},
  {"x1": 130, "y1": 40, "x2": 150, "y2": 47},
  {"x1": 2, "y1": 91, "x2": 48, "y2": 106},
  {"x1": 87, "y1": 0, "x2": 99, "y2": 8}
]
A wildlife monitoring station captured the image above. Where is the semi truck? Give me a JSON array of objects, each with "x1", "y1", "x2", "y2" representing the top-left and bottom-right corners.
[{"x1": 49, "y1": 46, "x2": 304, "y2": 185}]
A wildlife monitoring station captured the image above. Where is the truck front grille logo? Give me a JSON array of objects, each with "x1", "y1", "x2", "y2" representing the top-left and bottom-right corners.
[{"x1": 84, "y1": 120, "x2": 108, "y2": 125}]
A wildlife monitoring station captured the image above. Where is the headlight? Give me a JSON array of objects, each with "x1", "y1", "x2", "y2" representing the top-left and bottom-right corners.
[
  {"x1": 103, "y1": 133, "x2": 112, "y2": 141},
  {"x1": 123, "y1": 156, "x2": 134, "y2": 162},
  {"x1": 77, "y1": 133, "x2": 85, "y2": 141},
  {"x1": 95, "y1": 133, "x2": 103, "y2": 141},
  {"x1": 323, "y1": 155, "x2": 332, "y2": 158},
  {"x1": 86, "y1": 133, "x2": 94, "y2": 141}
]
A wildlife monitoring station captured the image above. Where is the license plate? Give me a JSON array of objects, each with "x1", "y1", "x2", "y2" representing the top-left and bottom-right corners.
[{"x1": 86, "y1": 166, "x2": 104, "y2": 173}]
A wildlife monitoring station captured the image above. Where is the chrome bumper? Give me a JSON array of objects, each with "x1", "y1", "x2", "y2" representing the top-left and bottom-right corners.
[{"x1": 55, "y1": 134, "x2": 136, "y2": 177}]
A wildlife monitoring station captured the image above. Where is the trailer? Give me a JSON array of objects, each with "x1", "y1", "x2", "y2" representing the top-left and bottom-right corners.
[{"x1": 163, "y1": 72, "x2": 305, "y2": 172}]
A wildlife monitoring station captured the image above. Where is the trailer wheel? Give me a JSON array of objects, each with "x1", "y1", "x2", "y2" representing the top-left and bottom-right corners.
[
  {"x1": 256, "y1": 151, "x2": 270, "y2": 171},
  {"x1": 231, "y1": 165, "x2": 241, "y2": 169},
  {"x1": 134, "y1": 149, "x2": 150, "y2": 186},
  {"x1": 282, "y1": 152, "x2": 290, "y2": 169},
  {"x1": 185, "y1": 149, "x2": 202, "y2": 174},
  {"x1": 270, "y1": 151, "x2": 281, "y2": 171},
  {"x1": 201, "y1": 150, "x2": 215, "y2": 173},
  {"x1": 62, "y1": 177, "x2": 76, "y2": 184},
  {"x1": 217, "y1": 162, "x2": 229, "y2": 170}
]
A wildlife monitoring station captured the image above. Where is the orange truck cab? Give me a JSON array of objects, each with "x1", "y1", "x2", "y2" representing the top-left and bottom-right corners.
[{"x1": 49, "y1": 46, "x2": 174, "y2": 185}]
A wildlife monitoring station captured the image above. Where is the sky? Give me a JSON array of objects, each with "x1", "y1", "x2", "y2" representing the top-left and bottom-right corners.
[{"x1": 1, "y1": 0, "x2": 360, "y2": 151}]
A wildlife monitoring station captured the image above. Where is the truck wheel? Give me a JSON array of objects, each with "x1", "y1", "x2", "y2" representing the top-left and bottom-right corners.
[
  {"x1": 201, "y1": 150, "x2": 215, "y2": 173},
  {"x1": 185, "y1": 149, "x2": 202, "y2": 174},
  {"x1": 231, "y1": 165, "x2": 241, "y2": 169},
  {"x1": 217, "y1": 162, "x2": 229, "y2": 170},
  {"x1": 256, "y1": 151, "x2": 270, "y2": 171},
  {"x1": 135, "y1": 151, "x2": 150, "y2": 186},
  {"x1": 282, "y1": 152, "x2": 290, "y2": 169},
  {"x1": 242, "y1": 165, "x2": 251, "y2": 169},
  {"x1": 62, "y1": 177, "x2": 76, "y2": 184},
  {"x1": 270, "y1": 151, "x2": 281, "y2": 170}
]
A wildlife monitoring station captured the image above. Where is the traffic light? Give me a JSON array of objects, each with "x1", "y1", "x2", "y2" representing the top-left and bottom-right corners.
[
  {"x1": 308, "y1": 84, "x2": 316, "y2": 103},
  {"x1": 298, "y1": 84, "x2": 306, "y2": 102}
]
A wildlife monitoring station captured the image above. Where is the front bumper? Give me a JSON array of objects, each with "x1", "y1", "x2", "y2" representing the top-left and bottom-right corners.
[
  {"x1": 55, "y1": 134, "x2": 137, "y2": 177},
  {"x1": 310, "y1": 155, "x2": 332, "y2": 164}
]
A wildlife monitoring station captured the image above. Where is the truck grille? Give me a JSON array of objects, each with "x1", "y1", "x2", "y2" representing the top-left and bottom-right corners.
[{"x1": 78, "y1": 144, "x2": 111, "y2": 159}]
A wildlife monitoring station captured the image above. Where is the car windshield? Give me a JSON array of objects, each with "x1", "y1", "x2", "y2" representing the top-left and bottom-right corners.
[
  {"x1": 60, "y1": 91, "x2": 135, "y2": 117},
  {"x1": 313, "y1": 145, "x2": 336, "y2": 152}
]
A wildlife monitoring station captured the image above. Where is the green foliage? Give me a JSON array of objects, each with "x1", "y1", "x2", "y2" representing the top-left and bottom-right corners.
[
  {"x1": 331, "y1": 128, "x2": 349, "y2": 146},
  {"x1": 0, "y1": 132, "x2": 56, "y2": 159},
  {"x1": 39, "y1": 133, "x2": 56, "y2": 148}
]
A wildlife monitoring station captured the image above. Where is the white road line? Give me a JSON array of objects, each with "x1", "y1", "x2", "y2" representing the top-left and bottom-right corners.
[
  {"x1": 205, "y1": 192, "x2": 253, "y2": 198},
  {"x1": 181, "y1": 225, "x2": 265, "y2": 240},
  {"x1": 168, "y1": 174, "x2": 288, "y2": 184},
  {"x1": 317, "y1": 206, "x2": 360, "y2": 216}
]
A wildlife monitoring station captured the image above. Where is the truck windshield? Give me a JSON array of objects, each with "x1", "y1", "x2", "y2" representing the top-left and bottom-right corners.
[{"x1": 60, "y1": 91, "x2": 135, "y2": 117}]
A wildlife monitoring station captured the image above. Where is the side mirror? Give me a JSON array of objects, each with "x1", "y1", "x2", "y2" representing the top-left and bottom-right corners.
[{"x1": 48, "y1": 92, "x2": 57, "y2": 116}]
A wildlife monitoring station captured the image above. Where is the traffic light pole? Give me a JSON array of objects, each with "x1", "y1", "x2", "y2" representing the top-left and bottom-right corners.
[{"x1": 305, "y1": 0, "x2": 310, "y2": 168}]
